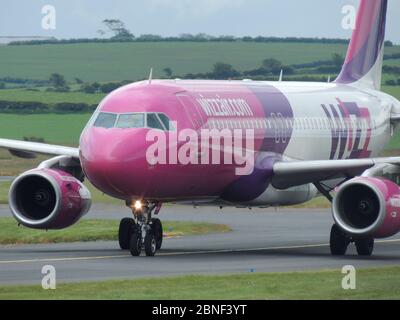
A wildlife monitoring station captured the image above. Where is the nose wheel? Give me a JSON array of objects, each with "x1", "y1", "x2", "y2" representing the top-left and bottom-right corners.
[{"x1": 119, "y1": 201, "x2": 163, "y2": 257}]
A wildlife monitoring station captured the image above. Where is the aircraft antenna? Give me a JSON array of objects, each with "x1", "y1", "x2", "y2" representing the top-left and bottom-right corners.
[
  {"x1": 148, "y1": 68, "x2": 153, "y2": 85},
  {"x1": 279, "y1": 69, "x2": 283, "y2": 82}
]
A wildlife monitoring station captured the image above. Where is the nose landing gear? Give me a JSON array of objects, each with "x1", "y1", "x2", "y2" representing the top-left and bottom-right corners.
[{"x1": 118, "y1": 201, "x2": 163, "y2": 257}]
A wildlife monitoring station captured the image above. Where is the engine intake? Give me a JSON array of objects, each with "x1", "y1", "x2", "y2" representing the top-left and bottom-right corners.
[
  {"x1": 9, "y1": 169, "x2": 91, "y2": 230},
  {"x1": 333, "y1": 177, "x2": 400, "y2": 238}
]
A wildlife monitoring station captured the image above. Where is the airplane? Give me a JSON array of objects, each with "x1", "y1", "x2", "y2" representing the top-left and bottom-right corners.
[{"x1": 2, "y1": 0, "x2": 400, "y2": 257}]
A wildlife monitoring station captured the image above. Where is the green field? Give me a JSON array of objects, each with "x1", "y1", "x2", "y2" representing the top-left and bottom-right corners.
[
  {"x1": 0, "y1": 217, "x2": 231, "y2": 245},
  {"x1": 0, "y1": 42, "x2": 345, "y2": 82},
  {"x1": 0, "y1": 42, "x2": 399, "y2": 82},
  {"x1": 0, "y1": 113, "x2": 90, "y2": 145},
  {"x1": 1, "y1": 266, "x2": 399, "y2": 300},
  {"x1": 0, "y1": 41, "x2": 398, "y2": 82},
  {"x1": 0, "y1": 88, "x2": 105, "y2": 104}
]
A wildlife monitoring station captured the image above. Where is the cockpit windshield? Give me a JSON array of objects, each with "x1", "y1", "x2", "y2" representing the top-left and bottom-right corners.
[
  {"x1": 116, "y1": 114, "x2": 145, "y2": 129},
  {"x1": 92, "y1": 112, "x2": 174, "y2": 131},
  {"x1": 93, "y1": 113, "x2": 117, "y2": 129}
]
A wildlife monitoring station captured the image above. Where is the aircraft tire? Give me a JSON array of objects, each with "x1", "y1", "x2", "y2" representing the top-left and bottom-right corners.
[
  {"x1": 355, "y1": 238, "x2": 374, "y2": 256},
  {"x1": 118, "y1": 218, "x2": 135, "y2": 250},
  {"x1": 151, "y1": 218, "x2": 163, "y2": 250},
  {"x1": 330, "y1": 224, "x2": 350, "y2": 256},
  {"x1": 144, "y1": 232, "x2": 157, "y2": 257},
  {"x1": 130, "y1": 231, "x2": 142, "y2": 256}
]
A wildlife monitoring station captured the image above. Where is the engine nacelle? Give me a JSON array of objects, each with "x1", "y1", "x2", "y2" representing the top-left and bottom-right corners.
[
  {"x1": 9, "y1": 169, "x2": 91, "y2": 230},
  {"x1": 332, "y1": 177, "x2": 400, "y2": 239}
]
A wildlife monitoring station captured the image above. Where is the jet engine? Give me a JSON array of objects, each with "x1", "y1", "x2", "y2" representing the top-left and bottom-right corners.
[
  {"x1": 332, "y1": 177, "x2": 400, "y2": 239},
  {"x1": 9, "y1": 169, "x2": 91, "y2": 230}
]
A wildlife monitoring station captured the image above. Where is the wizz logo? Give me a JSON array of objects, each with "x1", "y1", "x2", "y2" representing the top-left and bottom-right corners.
[{"x1": 321, "y1": 99, "x2": 372, "y2": 160}]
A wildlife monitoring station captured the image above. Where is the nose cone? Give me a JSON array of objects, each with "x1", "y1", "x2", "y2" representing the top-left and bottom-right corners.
[{"x1": 80, "y1": 127, "x2": 151, "y2": 199}]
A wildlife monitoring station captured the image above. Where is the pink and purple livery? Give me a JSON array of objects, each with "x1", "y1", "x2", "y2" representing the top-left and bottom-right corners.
[{"x1": 3, "y1": 0, "x2": 400, "y2": 257}]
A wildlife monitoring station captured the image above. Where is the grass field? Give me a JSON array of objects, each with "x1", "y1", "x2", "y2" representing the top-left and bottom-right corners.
[
  {"x1": 0, "y1": 113, "x2": 90, "y2": 145},
  {"x1": 0, "y1": 217, "x2": 231, "y2": 245},
  {"x1": 0, "y1": 89, "x2": 105, "y2": 105},
  {"x1": 0, "y1": 42, "x2": 399, "y2": 83},
  {"x1": 0, "y1": 266, "x2": 399, "y2": 300},
  {"x1": 0, "y1": 42, "x2": 351, "y2": 82}
]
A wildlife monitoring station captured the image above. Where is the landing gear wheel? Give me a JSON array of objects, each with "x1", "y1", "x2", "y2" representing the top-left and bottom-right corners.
[
  {"x1": 130, "y1": 231, "x2": 142, "y2": 256},
  {"x1": 118, "y1": 218, "x2": 135, "y2": 250},
  {"x1": 355, "y1": 238, "x2": 374, "y2": 256},
  {"x1": 330, "y1": 224, "x2": 350, "y2": 256},
  {"x1": 151, "y1": 218, "x2": 163, "y2": 250},
  {"x1": 144, "y1": 232, "x2": 157, "y2": 257}
]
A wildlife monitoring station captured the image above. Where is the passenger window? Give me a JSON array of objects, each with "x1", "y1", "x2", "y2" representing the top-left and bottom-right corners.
[
  {"x1": 147, "y1": 114, "x2": 165, "y2": 130},
  {"x1": 93, "y1": 113, "x2": 117, "y2": 129},
  {"x1": 116, "y1": 114, "x2": 144, "y2": 128}
]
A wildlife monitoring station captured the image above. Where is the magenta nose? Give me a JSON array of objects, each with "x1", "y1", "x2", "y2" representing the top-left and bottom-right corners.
[{"x1": 80, "y1": 128, "x2": 151, "y2": 198}]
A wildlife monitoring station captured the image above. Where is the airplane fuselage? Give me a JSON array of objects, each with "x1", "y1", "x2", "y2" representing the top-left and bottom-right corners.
[{"x1": 79, "y1": 80, "x2": 397, "y2": 206}]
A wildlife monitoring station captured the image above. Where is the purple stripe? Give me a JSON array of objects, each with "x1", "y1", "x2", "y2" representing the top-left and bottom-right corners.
[
  {"x1": 329, "y1": 104, "x2": 346, "y2": 159},
  {"x1": 321, "y1": 104, "x2": 336, "y2": 160},
  {"x1": 221, "y1": 85, "x2": 293, "y2": 203},
  {"x1": 336, "y1": 104, "x2": 349, "y2": 159},
  {"x1": 247, "y1": 85, "x2": 294, "y2": 154}
]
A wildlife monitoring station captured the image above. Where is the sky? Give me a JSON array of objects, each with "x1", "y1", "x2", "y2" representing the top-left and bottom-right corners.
[{"x1": 1, "y1": 0, "x2": 400, "y2": 43}]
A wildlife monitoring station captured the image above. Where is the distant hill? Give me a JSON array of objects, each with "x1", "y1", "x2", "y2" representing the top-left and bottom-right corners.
[{"x1": 0, "y1": 41, "x2": 399, "y2": 83}]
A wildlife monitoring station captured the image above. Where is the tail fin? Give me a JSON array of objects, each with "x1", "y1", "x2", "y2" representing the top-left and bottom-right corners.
[{"x1": 335, "y1": 0, "x2": 388, "y2": 90}]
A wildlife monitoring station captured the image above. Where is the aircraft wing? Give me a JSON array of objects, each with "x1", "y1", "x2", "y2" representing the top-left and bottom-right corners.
[
  {"x1": 272, "y1": 157, "x2": 400, "y2": 189},
  {"x1": 0, "y1": 138, "x2": 79, "y2": 159}
]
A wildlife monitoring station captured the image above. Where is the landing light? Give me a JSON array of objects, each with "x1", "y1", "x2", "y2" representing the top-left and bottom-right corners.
[{"x1": 134, "y1": 200, "x2": 143, "y2": 211}]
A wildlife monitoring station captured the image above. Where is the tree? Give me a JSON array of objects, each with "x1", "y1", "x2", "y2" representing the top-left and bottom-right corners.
[
  {"x1": 92, "y1": 82, "x2": 101, "y2": 91},
  {"x1": 385, "y1": 40, "x2": 394, "y2": 47},
  {"x1": 0, "y1": 82, "x2": 5, "y2": 89},
  {"x1": 212, "y1": 62, "x2": 239, "y2": 79},
  {"x1": 163, "y1": 67, "x2": 173, "y2": 78},
  {"x1": 101, "y1": 19, "x2": 134, "y2": 40},
  {"x1": 49, "y1": 73, "x2": 66, "y2": 88},
  {"x1": 81, "y1": 83, "x2": 97, "y2": 94},
  {"x1": 138, "y1": 34, "x2": 163, "y2": 41},
  {"x1": 179, "y1": 33, "x2": 195, "y2": 40},
  {"x1": 332, "y1": 53, "x2": 344, "y2": 68},
  {"x1": 386, "y1": 79, "x2": 397, "y2": 86},
  {"x1": 262, "y1": 58, "x2": 283, "y2": 71},
  {"x1": 100, "y1": 82, "x2": 121, "y2": 93}
]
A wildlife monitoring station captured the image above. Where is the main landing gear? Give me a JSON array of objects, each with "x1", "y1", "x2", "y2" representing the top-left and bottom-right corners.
[
  {"x1": 330, "y1": 224, "x2": 374, "y2": 257},
  {"x1": 118, "y1": 201, "x2": 163, "y2": 257}
]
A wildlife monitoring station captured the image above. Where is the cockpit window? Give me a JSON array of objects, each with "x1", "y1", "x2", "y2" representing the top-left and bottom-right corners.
[
  {"x1": 116, "y1": 114, "x2": 145, "y2": 129},
  {"x1": 93, "y1": 112, "x2": 117, "y2": 129},
  {"x1": 147, "y1": 114, "x2": 164, "y2": 130},
  {"x1": 91, "y1": 112, "x2": 173, "y2": 131},
  {"x1": 158, "y1": 113, "x2": 173, "y2": 131}
]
